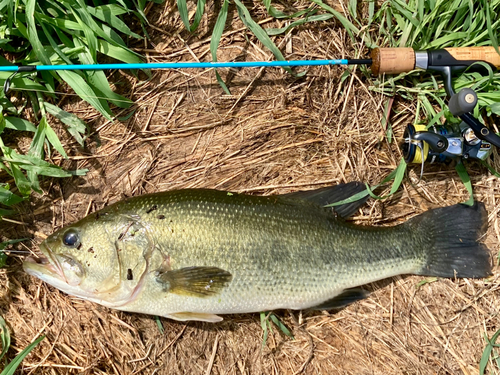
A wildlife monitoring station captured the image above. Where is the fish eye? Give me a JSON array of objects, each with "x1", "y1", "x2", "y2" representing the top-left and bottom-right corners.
[{"x1": 62, "y1": 229, "x2": 80, "y2": 248}]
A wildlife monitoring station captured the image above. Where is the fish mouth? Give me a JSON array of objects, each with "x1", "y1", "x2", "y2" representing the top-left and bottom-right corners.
[
  {"x1": 23, "y1": 244, "x2": 66, "y2": 282},
  {"x1": 24, "y1": 254, "x2": 50, "y2": 265}
]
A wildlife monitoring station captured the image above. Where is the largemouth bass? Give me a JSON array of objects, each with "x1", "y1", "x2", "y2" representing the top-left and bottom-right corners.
[{"x1": 24, "y1": 183, "x2": 491, "y2": 322}]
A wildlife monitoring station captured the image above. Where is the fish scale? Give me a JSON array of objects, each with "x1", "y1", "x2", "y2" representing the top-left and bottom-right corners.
[{"x1": 24, "y1": 185, "x2": 491, "y2": 322}]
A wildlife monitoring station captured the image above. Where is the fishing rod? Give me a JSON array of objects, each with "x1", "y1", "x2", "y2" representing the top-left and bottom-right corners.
[{"x1": 3, "y1": 46, "x2": 500, "y2": 153}]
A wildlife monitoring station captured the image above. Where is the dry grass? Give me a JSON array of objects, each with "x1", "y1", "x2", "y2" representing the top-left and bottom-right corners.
[{"x1": 1, "y1": 1, "x2": 499, "y2": 374}]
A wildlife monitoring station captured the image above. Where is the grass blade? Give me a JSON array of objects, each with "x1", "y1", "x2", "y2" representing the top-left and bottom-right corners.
[
  {"x1": 3, "y1": 117, "x2": 36, "y2": 132},
  {"x1": 233, "y1": 0, "x2": 292, "y2": 74},
  {"x1": 88, "y1": 4, "x2": 142, "y2": 39},
  {"x1": 308, "y1": 0, "x2": 361, "y2": 41},
  {"x1": 154, "y1": 316, "x2": 164, "y2": 334},
  {"x1": 269, "y1": 314, "x2": 294, "y2": 339},
  {"x1": 42, "y1": 117, "x2": 68, "y2": 158},
  {"x1": 260, "y1": 312, "x2": 270, "y2": 348},
  {"x1": 0, "y1": 315, "x2": 10, "y2": 362},
  {"x1": 58, "y1": 70, "x2": 113, "y2": 120},
  {"x1": 210, "y1": 0, "x2": 230, "y2": 94},
  {"x1": 455, "y1": 162, "x2": 474, "y2": 206},
  {"x1": 177, "y1": 0, "x2": 190, "y2": 31},
  {"x1": 0, "y1": 185, "x2": 23, "y2": 206},
  {"x1": 480, "y1": 329, "x2": 500, "y2": 374},
  {"x1": 0, "y1": 335, "x2": 44, "y2": 375},
  {"x1": 44, "y1": 102, "x2": 86, "y2": 146},
  {"x1": 25, "y1": 0, "x2": 51, "y2": 65},
  {"x1": 190, "y1": 0, "x2": 206, "y2": 32}
]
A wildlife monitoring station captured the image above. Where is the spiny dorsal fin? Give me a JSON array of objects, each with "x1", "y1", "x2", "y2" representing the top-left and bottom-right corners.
[
  {"x1": 156, "y1": 266, "x2": 232, "y2": 297},
  {"x1": 282, "y1": 181, "x2": 368, "y2": 218}
]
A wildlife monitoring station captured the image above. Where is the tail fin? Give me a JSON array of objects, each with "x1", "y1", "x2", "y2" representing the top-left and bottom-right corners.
[{"x1": 410, "y1": 202, "x2": 491, "y2": 278}]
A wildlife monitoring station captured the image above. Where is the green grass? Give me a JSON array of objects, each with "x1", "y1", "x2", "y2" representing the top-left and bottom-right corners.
[
  {"x1": 480, "y1": 328, "x2": 500, "y2": 374},
  {"x1": 0, "y1": 315, "x2": 44, "y2": 375},
  {"x1": 260, "y1": 312, "x2": 294, "y2": 348},
  {"x1": 0, "y1": 0, "x2": 154, "y2": 214},
  {"x1": 366, "y1": 0, "x2": 500, "y2": 200}
]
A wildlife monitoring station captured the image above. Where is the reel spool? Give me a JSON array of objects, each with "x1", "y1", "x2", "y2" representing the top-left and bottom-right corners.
[{"x1": 402, "y1": 122, "x2": 492, "y2": 165}]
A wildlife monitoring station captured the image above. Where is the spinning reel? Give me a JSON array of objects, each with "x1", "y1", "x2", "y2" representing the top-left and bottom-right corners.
[{"x1": 399, "y1": 49, "x2": 500, "y2": 169}]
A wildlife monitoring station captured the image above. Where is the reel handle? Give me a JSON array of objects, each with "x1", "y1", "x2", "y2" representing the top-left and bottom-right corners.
[
  {"x1": 448, "y1": 88, "x2": 478, "y2": 116},
  {"x1": 413, "y1": 132, "x2": 448, "y2": 153}
]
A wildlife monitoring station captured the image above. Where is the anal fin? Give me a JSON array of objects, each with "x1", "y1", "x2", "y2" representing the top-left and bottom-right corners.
[
  {"x1": 166, "y1": 312, "x2": 223, "y2": 322},
  {"x1": 310, "y1": 289, "x2": 368, "y2": 310}
]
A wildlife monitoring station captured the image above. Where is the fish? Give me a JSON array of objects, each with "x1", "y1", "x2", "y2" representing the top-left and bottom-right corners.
[{"x1": 23, "y1": 182, "x2": 491, "y2": 322}]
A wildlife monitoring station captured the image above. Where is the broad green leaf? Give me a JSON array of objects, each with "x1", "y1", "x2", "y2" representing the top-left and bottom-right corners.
[
  {"x1": 0, "y1": 185, "x2": 23, "y2": 206},
  {"x1": 38, "y1": 18, "x2": 73, "y2": 65},
  {"x1": 4, "y1": 117, "x2": 37, "y2": 132},
  {"x1": 43, "y1": 118, "x2": 68, "y2": 158},
  {"x1": 97, "y1": 39, "x2": 143, "y2": 64},
  {"x1": 0, "y1": 208, "x2": 14, "y2": 217},
  {"x1": 44, "y1": 102, "x2": 86, "y2": 146},
  {"x1": 1, "y1": 147, "x2": 86, "y2": 178},
  {"x1": 71, "y1": 3, "x2": 98, "y2": 61},
  {"x1": 28, "y1": 116, "x2": 46, "y2": 160},
  {"x1": 6, "y1": 77, "x2": 47, "y2": 93},
  {"x1": 88, "y1": 5, "x2": 142, "y2": 39},
  {"x1": 58, "y1": 70, "x2": 113, "y2": 120},
  {"x1": 74, "y1": 38, "x2": 133, "y2": 108},
  {"x1": 10, "y1": 163, "x2": 31, "y2": 197}
]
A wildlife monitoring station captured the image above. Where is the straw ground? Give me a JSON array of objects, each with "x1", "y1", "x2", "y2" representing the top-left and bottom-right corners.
[{"x1": 1, "y1": 1, "x2": 499, "y2": 374}]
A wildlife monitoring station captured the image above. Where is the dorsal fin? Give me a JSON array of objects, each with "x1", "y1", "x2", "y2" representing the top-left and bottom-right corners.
[{"x1": 282, "y1": 181, "x2": 368, "y2": 218}]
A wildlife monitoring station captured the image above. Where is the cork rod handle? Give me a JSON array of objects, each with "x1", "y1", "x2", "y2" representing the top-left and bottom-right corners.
[
  {"x1": 443, "y1": 47, "x2": 500, "y2": 69},
  {"x1": 370, "y1": 48, "x2": 415, "y2": 75}
]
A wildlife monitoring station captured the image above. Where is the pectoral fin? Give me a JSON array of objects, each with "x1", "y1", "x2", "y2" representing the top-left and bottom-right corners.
[
  {"x1": 156, "y1": 266, "x2": 232, "y2": 297},
  {"x1": 166, "y1": 312, "x2": 223, "y2": 322},
  {"x1": 310, "y1": 288, "x2": 368, "y2": 310}
]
